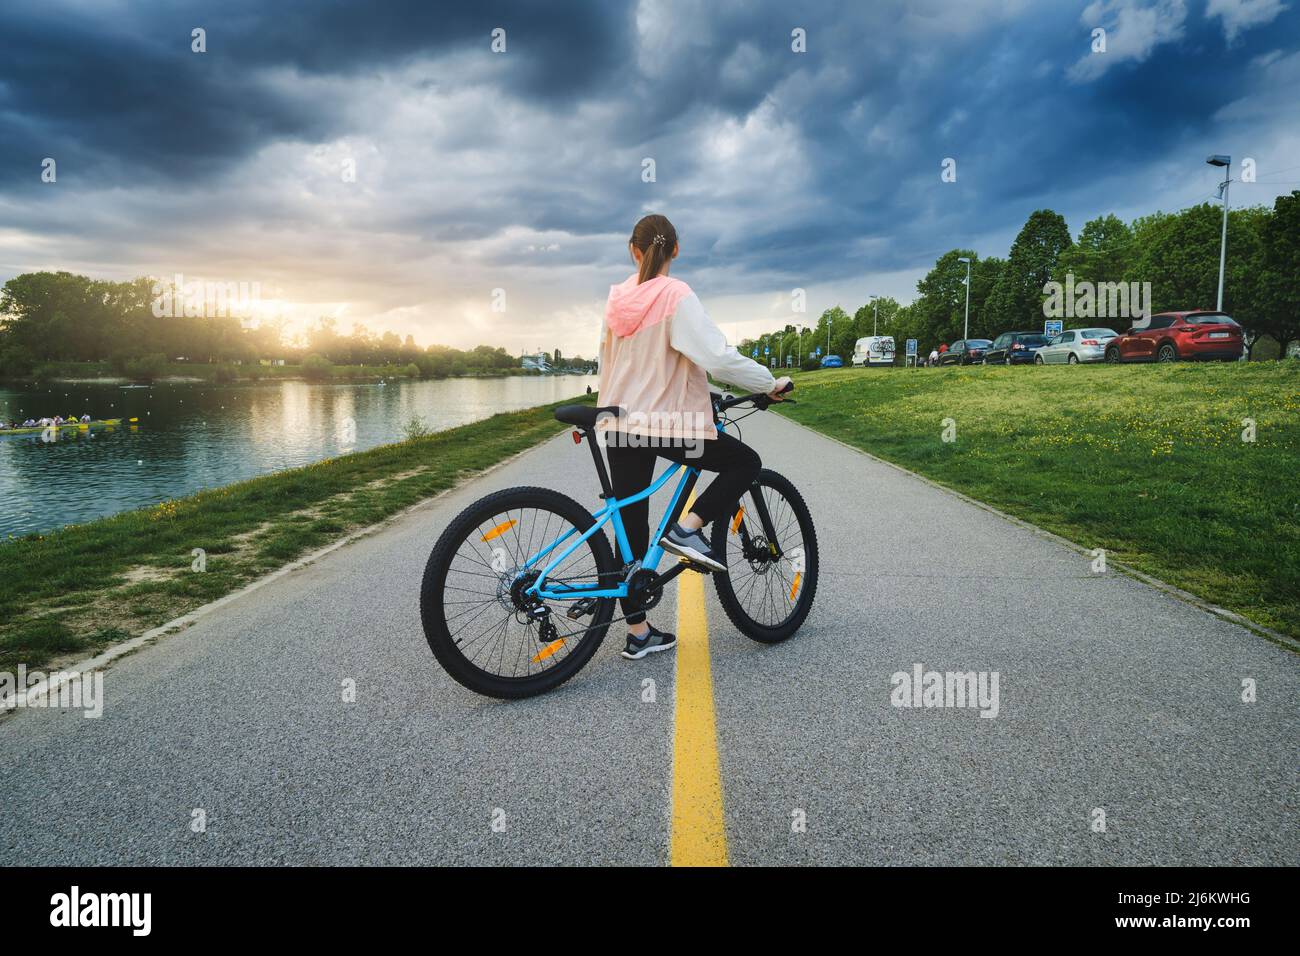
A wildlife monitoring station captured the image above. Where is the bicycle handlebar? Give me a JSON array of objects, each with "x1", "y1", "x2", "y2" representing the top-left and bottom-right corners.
[{"x1": 713, "y1": 379, "x2": 795, "y2": 413}]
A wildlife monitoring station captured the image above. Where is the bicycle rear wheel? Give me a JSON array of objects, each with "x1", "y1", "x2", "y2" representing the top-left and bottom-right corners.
[
  {"x1": 420, "y1": 486, "x2": 618, "y2": 699},
  {"x1": 710, "y1": 468, "x2": 818, "y2": 643}
]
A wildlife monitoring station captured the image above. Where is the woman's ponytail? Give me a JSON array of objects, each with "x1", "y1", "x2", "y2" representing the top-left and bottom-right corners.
[{"x1": 629, "y1": 214, "x2": 678, "y2": 284}]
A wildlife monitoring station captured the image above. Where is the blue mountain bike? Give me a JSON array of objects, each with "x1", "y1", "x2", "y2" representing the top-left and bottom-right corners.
[{"x1": 419, "y1": 385, "x2": 818, "y2": 698}]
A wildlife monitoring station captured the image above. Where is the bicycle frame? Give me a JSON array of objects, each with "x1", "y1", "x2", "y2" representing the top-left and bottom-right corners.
[
  {"x1": 520, "y1": 395, "x2": 788, "y2": 604},
  {"x1": 523, "y1": 458, "x2": 699, "y2": 602}
]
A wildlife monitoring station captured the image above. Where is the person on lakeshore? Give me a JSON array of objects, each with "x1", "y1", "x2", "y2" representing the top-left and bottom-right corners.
[{"x1": 597, "y1": 212, "x2": 789, "y2": 661}]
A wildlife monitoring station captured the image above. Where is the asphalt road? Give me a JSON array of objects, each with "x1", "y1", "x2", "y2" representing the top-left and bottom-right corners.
[{"x1": 1, "y1": 410, "x2": 1296, "y2": 865}]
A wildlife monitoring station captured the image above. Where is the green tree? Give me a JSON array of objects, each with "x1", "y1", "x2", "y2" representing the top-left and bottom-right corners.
[
  {"x1": 811, "y1": 307, "x2": 851, "y2": 360},
  {"x1": 1053, "y1": 214, "x2": 1134, "y2": 289},
  {"x1": 1257, "y1": 190, "x2": 1300, "y2": 357},
  {"x1": 1129, "y1": 203, "x2": 1268, "y2": 338},
  {"x1": 913, "y1": 250, "x2": 977, "y2": 346},
  {"x1": 852, "y1": 297, "x2": 903, "y2": 340},
  {"x1": 124, "y1": 352, "x2": 168, "y2": 383},
  {"x1": 985, "y1": 209, "x2": 1073, "y2": 330},
  {"x1": 0, "y1": 271, "x2": 124, "y2": 361},
  {"x1": 301, "y1": 353, "x2": 334, "y2": 381},
  {"x1": 967, "y1": 256, "x2": 1005, "y2": 339}
]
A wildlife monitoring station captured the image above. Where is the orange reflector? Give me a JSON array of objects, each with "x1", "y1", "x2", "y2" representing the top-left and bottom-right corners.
[
  {"x1": 480, "y1": 519, "x2": 517, "y2": 542},
  {"x1": 730, "y1": 507, "x2": 745, "y2": 534},
  {"x1": 532, "y1": 638, "x2": 565, "y2": 663},
  {"x1": 789, "y1": 572, "x2": 802, "y2": 601}
]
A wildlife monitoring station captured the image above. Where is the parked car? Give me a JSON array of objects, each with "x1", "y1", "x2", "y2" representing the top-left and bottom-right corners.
[
  {"x1": 1035, "y1": 328, "x2": 1117, "y2": 364},
  {"x1": 982, "y1": 331, "x2": 1051, "y2": 365},
  {"x1": 1104, "y1": 311, "x2": 1243, "y2": 363},
  {"x1": 820, "y1": 354, "x2": 844, "y2": 368},
  {"x1": 852, "y1": 336, "x2": 895, "y2": 367},
  {"x1": 939, "y1": 338, "x2": 992, "y2": 365}
]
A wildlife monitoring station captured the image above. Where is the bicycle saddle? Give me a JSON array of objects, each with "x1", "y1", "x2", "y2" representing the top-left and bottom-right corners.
[{"x1": 553, "y1": 404, "x2": 622, "y2": 429}]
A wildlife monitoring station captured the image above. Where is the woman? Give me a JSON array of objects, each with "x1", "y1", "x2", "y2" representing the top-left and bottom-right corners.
[{"x1": 597, "y1": 213, "x2": 789, "y2": 660}]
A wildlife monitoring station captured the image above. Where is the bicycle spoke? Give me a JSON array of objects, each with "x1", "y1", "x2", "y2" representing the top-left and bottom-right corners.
[
  {"x1": 721, "y1": 482, "x2": 810, "y2": 629},
  {"x1": 435, "y1": 503, "x2": 612, "y2": 681}
]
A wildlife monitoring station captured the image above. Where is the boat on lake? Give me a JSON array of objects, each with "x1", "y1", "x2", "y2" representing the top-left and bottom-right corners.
[{"x1": 0, "y1": 418, "x2": 132, "y2": 437}]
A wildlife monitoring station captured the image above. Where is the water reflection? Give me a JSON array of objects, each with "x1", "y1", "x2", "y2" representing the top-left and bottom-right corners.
[{"x1": 0, "y1": 375, "x2": 590, "y2": 537}]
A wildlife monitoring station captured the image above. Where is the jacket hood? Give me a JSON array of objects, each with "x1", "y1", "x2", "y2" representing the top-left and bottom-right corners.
[{"x1": 605, "y1": 274, "x2": 691, "y2": 338}]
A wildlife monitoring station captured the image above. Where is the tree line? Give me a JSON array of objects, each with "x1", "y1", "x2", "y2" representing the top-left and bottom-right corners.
[
  {"x1": 742, "y1": 189, "x2": 1300, "y2": 364},
  {"x1": 0, "y1": 271, "x2": 589, "y2": 380}
]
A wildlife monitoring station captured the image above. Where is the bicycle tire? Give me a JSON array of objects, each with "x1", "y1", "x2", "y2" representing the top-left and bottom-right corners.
[
  {"x1": 710, "y1": 468, "x2": 818, "y2": 644},
  {"x1": 420, "y1": 486, "x2": 618, "y2": 699}
]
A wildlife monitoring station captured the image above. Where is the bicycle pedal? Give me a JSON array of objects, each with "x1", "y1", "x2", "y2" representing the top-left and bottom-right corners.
[{"x1": 566, "y1": 598, "x2": 598, "y2": 620}]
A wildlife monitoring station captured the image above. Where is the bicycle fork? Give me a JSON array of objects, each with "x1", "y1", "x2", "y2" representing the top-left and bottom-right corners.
[{"x1": 730, "y1": 480, "x2": 784, "y2": 562}]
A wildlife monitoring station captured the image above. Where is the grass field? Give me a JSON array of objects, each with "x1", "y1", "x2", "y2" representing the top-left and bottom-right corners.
[
  {"x1": 0, "y1": 396, "x2": 586, "y2": 673},
  {"x1": 775, "y1": 361, "x2": 1300, "y2": 640}
]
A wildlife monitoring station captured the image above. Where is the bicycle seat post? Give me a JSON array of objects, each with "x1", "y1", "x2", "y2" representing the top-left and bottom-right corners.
[
  {"x1": 555, "y1": 404, "x2": 622, "y2": 501},
  {"x1": 578, "y1": 427, "x2": 615, "y2": 499}
]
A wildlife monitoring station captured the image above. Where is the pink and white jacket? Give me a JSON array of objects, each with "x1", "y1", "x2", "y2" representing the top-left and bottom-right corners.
[{"x1": 597, "y1": 274, "x2": 775, "y2": 443}]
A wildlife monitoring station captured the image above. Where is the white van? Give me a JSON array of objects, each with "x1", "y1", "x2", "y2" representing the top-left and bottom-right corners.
[{"x1": 852, "y1": 336, "x2": 895, "y2": 367}]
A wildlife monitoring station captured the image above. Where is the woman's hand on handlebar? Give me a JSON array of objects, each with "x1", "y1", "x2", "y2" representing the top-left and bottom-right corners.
[{"x1": 768, "y1": 377, "x2": 793, "y2": 401}]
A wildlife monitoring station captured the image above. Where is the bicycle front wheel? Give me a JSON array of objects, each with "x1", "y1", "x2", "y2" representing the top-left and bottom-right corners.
[
  {"x1": 710, "y1": 468, "x2": 818, "y2": 643},
  {"x1": 420, "y1": 486, "x2": 618, "y2": 699}
]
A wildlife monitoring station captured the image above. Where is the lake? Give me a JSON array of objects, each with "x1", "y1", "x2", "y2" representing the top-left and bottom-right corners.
[{"x1": 0, "y1": 375, "x2": 592, "y2": 538}]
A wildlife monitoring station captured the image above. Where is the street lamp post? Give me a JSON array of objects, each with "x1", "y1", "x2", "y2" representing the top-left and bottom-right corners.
[
  {"x1": 1206, "y1": 155, "x2": 1231, "y2": 312},
  {"x1": 869, "y1": 294, "x2": 880, "y2": 337},
  {"x1": 957, "y1": 257, "x2": 972, "y2": 341}
]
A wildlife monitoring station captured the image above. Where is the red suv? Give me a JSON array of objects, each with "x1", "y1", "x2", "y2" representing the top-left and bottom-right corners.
[{"x1": 1104, "y1": 311, "x2": 1243, "y2": 363}]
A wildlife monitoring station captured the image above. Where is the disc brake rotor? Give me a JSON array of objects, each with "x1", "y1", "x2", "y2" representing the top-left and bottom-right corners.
[
  {"x1": 506, "y1": 570, "x2": 541, "y2": 613},
  {"x1": 744, "y1": 533, "x2": 773, "y2": 572}
]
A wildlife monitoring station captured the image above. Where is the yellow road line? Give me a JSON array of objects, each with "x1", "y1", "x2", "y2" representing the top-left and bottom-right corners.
[{"x1": 669, "y1": 493, "x2": 728, "y2": 866}]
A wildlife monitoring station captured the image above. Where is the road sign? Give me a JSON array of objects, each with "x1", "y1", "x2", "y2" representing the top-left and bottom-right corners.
[
  {"x1": 764, "y1": 346, "x2": 770, "y2": 355},
  {"x1": 815, "y1": 346, "x2": 822, "y2": 357},
  {"x1": 906, "y1": 338, "x2": 918, "y2": 356},
  {"x1": 751, "y1": 349, "x2": 758, "y2": 358},
  {"x1": 1044, "y1": 319, "x2": 1063, "y2": 337}
]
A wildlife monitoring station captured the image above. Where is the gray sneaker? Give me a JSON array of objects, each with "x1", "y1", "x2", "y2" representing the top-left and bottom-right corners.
[
  {"x1": 660, "y1": 522, "x2": 726, "y2": 571},
  {"x1": 621, "y1": 624, "x2": 677, "y2": 660}
]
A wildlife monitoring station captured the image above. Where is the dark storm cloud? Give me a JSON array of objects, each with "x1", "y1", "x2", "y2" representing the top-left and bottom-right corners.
[
  {"x1": 2, "y1": 0, "x2": 1296, "y2": 294},
  {"x1": 225, "y1": 0, "x2": 629, "y2": 92},
  {"x1": 0, "y1": 5, "x2": 315, "y2": 187},
  {"x1": 0, "y1": 0, "x2": 631, "y2": 187}
]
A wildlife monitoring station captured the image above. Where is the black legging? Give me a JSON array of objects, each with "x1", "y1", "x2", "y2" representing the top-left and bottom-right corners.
[{"x1": 606, "y1": 431, "x2": 761, "y2": 625}]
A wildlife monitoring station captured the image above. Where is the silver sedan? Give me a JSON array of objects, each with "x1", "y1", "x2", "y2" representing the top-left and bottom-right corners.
[{"x1": 1035, "y1": 328, "x2": 1118, "y2": 364}]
